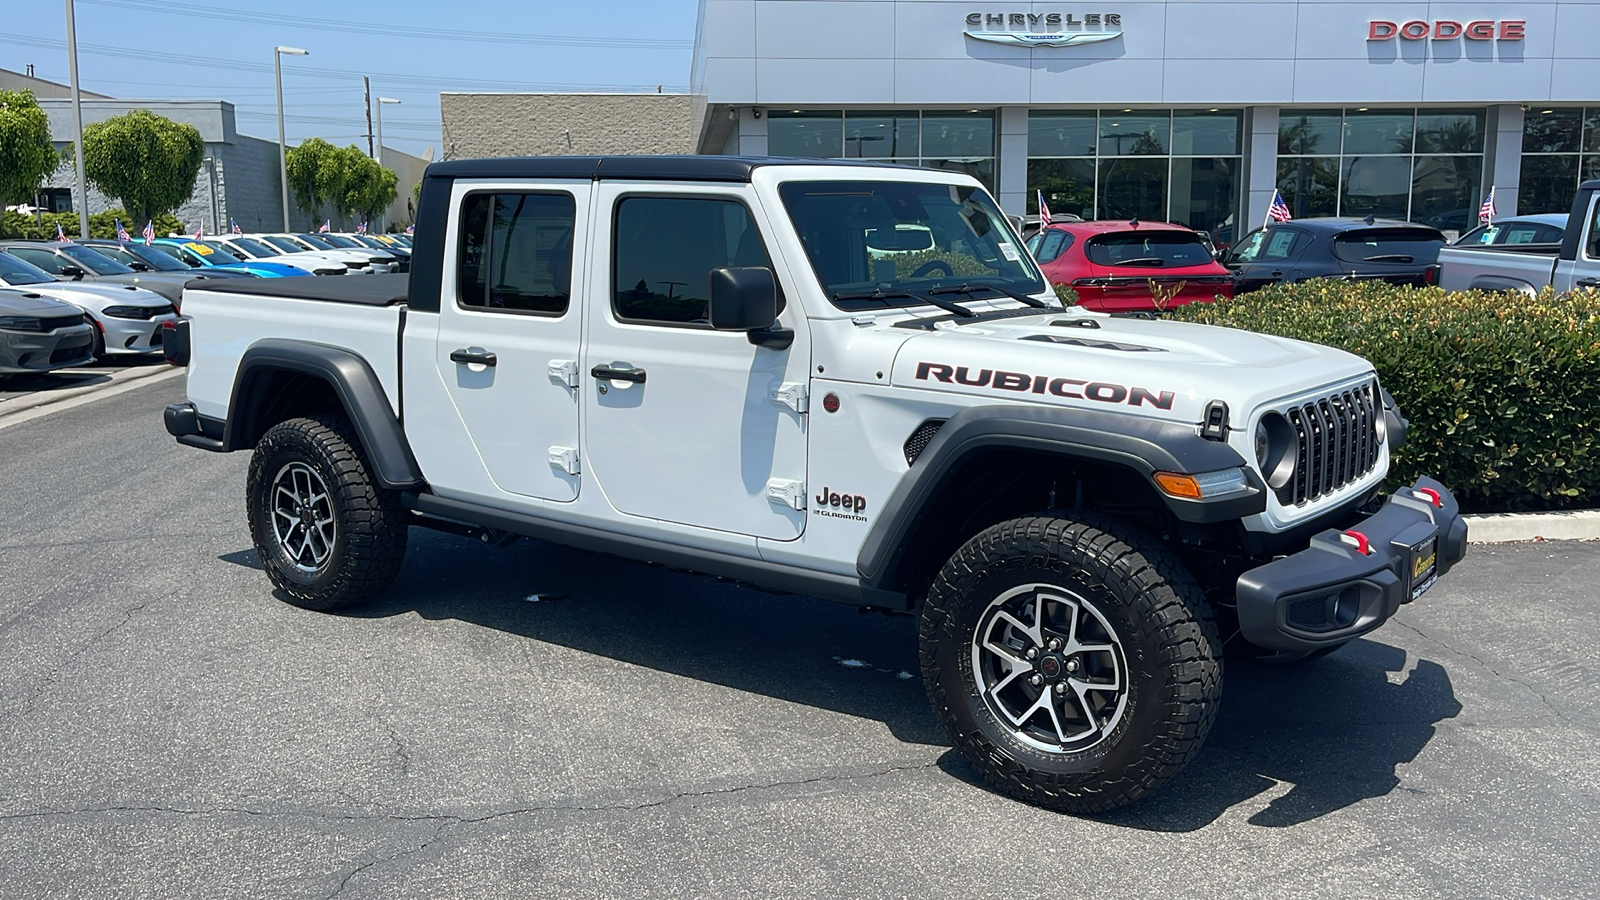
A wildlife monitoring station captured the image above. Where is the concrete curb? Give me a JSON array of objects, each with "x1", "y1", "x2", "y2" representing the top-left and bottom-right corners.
[
  {"x1": 1464, "y1": 510, "x2": 1600, "y2": 543},
  {"x1": 0, "y1": 367, "x2": 181, "y2": 433}
]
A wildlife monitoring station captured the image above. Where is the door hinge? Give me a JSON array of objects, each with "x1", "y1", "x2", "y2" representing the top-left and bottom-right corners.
[
  {"x1": 766, "y1": 478, "x2": 806, "y2": 511},
  {"x1": 772, "y1": 382, "x2": 808, "y2": 414},
  {"x1": 548, "y1": 446, "x2": 580, "y2": 475},
  {"x1": 548, "y1": 359, "x2": 580, "y2": 388}
]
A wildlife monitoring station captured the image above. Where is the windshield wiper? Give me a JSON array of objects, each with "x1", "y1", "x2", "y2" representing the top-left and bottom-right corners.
[
  {"x1": 1362, "y1": 254, "x2": 1414, "y2": 263},
  {"x1": 927, "y1": 282, "x2": 1050, "y2": 308},
  {"x1": 830, "y1": 287, "x2": 978, "y2": 318},
  {"x1": 1112, "y1": 257, "x2": 1167, "y2": 267}
]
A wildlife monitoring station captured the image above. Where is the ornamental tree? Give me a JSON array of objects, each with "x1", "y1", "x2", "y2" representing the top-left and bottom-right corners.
[
  {"x1": 285, "y1": 137, "x2": 341, "y2": 220},
  {"x1": 341, "y1": 148, "x2": 397, "y2": 225},
  {"x1": 82, "y1": 108, "x2": 204, "y2": 226},
  {"x1": 0, "y1": 89, "x2": 59, "y2": 234}
]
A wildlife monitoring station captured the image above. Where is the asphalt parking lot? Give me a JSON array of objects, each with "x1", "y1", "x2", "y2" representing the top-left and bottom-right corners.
[{"x1": 2, "y1": 378, "x2": 1597, "y2": 899}]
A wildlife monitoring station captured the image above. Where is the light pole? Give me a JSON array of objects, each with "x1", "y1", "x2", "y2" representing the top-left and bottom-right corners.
[
  {"x1": 375, "y1": 97, "x2": 400, "y2": 230},
  {"x1": 274, "y1": 45, "x2": 308, "y2": 231},
  {"x1": 64, "y1": 0, "x2": 89, "y2": 239}
]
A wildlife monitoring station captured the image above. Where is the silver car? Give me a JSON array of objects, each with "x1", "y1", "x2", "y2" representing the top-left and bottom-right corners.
[
  {"x1": 0, "y1": 288, "x2": 95, "y2": 376},
  {"x1": 0, "y1": 251, "x2": 176, "y2": 360}
]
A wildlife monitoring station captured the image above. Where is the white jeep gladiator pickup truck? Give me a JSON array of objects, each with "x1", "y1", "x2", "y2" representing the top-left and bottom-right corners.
[
  {"x1": 163, "y1": 156, "x2": 1467, "y2": 812},
  {"x1": 1439, "y1": 179, "x2": 1600, "y2": 294}
]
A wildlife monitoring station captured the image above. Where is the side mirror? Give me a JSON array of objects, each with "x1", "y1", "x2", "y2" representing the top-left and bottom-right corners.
[
  {"x1": 709, "y1": 266, "x2": 791, "y2": 349},
  {"x1": 128, "y1": 262, "x2": 151, "y2": 272},
  {"x1": 60, "y1": 265, "x2": 86, "y2": 279}
]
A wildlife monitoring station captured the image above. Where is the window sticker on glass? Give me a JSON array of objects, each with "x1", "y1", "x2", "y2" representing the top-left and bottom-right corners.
[
  {"x1": 186, "y1": 243, "x2": 213, "y2": 255},
  {"x1": 999, "y1": 242, "x2": 1020, "y2": 261}
]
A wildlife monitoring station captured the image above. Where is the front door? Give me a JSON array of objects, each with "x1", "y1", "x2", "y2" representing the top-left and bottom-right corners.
[
  {"x1": 581, "y1": 184, "x2": 810, "y2": 541},
  {"x1": 435, "y1": 181, "x2": 589, "y2": 502}
]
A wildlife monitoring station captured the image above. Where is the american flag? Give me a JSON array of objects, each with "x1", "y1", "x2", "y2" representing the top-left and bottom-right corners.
[
  {"x1": 1036, "y1": 190, "x2": 1052, "y2": 228},
  {"x1": 115, "y1": 219, "x2": 129, "y2": 242},
  {"x1": 318, "y1": 220, "x2": 331, "y2": 233},
  {"x1": 404, "y1": 224, "x2": 414, "y2": 235},
  {"x1": 141, "y1": 221, "x2": 155, "y2": 245},
  {"x1": 230, "y1": 218, "x2": 242, "y2": 235},
  {"x1": 194, "y1": 224, "x2": 204, "y2": 240},
  {"x1": 1478, "y1": 187, "x2": 1496, "y2": 224},
  {"x1": 1267, "y1": 190, "x2": 1293, "y2": 223},
  {"x1": 56, "y1": 222, "x2": 69, "y2": 243}
]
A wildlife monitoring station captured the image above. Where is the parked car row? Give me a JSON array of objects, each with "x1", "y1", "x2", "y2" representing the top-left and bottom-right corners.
[{"x1": 0, "y1": 230, "x2": 414, "y2": 378}]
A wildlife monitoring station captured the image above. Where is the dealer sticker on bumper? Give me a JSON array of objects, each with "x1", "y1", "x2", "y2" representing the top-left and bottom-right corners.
[{"x1": 1410, "y1": 536, "x2": 1439, "y2": 600}]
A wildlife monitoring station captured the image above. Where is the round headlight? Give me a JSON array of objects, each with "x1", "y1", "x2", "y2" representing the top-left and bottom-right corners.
[{"x1": 1256, "y1": 412, "x2": 1297, "y2": 490}]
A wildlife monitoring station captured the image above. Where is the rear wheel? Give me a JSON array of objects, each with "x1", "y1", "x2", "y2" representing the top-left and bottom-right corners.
[
  {"x1": 920, "y1": 513, "x2": 1223, "y2": 813},
  {"x1": 246, "y1": 415, "x2": 407, "y2": 610}
]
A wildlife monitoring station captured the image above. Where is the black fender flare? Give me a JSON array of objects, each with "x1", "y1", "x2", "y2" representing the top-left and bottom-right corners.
[
  {"x1": 226, "y1": 338, "x2": 424, "y2": 490},
  {"x1": 855, "y1": 404, "x2": 1265, "y2": 589}
]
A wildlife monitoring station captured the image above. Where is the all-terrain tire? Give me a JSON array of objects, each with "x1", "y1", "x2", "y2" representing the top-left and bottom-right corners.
[
  {"x1": 245, "y1": 415, "x2": 407, "y2": 611},
  {"x1": 920, "y1": 512, "x2": 1223, "y2": 813}
]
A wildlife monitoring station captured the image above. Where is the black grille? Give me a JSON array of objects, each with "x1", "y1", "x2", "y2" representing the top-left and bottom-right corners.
[
  {"x1": 1286, "y1": 594, "x2": 1335, "y2": 631},
  {"x1": 40, "y1": 315, "x2": 84, "y2": 332},
  {"x1": 1277, "y1": 382, "x2": 1382, "y2": 507},
  {"x1": 904, "y1": 419, "x2": 946, "y2": 465}
]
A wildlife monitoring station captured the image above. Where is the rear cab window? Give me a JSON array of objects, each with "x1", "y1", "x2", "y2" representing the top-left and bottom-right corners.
[
  {"x1": 456, "y1": 191, "x2": 577, "y2": 315},
  {"x1": 1084, "y1": 231, "x2": 1213, "y2": 269},
  {"x1": 1331, "y1": 228, "x2": 1445, "y2": 265}
]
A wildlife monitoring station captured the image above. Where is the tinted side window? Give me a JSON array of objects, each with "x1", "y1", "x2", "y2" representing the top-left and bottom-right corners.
[
  {"x1": 1035, "y1": 229, "x2": 1072, "y2": 264},
  {"x1": 613, "y1": 196, "x2": 773, "y2": 325},
  {"x1": 457, "y1": 192, "x2": 576, "y2": 314},
  {"x1": 8, "y1": 247, "x2": 65, "y2": 273},
  {"x1": 1587, "y1": 199, "x2": 1600, "y2": 260}
]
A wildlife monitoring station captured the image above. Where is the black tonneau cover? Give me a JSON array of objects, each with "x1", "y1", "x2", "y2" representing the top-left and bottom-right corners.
[{"x1": 192, "y1": 272, "x2": 409, "y2": 306}]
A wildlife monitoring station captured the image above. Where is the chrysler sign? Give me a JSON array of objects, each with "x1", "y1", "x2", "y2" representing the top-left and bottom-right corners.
[{"x1": 964, "y1": 11, "x2": 1123, "y2": 47}]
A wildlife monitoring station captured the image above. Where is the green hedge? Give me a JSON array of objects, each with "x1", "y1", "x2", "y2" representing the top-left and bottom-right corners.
[
  {"x1": 1172, "y1": 282, "x2": 1600, "y2": 513},
  {"x1": 0, "y1": 209, "x2": 182, "y2": 241}
]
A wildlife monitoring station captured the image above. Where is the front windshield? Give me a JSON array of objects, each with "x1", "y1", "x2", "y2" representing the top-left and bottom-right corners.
[
  {"x1": 115, "y1": 243, "x2": 188, "y2": 271},
  {"x1": 192, "y1": 241, "x2": 248, "y2": 264},
  {"x1": 230, "y1": 237, "x2": 281, "y2": 257},
  {"x1": 262, "y1": 236, "x2": 306, "y2": 253},
  {"x1": 60, "y1": 243, "x2": 135, "y2": 275},
  {"x1": 0, "y1": 251, "x2": 56, "y2": 286},
  {"x1": 778, "y1": 180, "x2": 1045, "y2": 309},
  {"x1": 295, "y1": 234, "x2": 338, "y2": 250},
  {"x1": 319, "y1": 234, "x2": 361, "y2": 248}
]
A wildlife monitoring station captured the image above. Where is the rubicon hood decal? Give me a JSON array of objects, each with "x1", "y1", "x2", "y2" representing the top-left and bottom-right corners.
[{"x1": 915, "y1": 362, "x2": 1174, "y2": 410}]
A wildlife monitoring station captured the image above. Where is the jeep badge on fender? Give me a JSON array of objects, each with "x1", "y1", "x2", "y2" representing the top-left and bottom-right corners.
[{"x1": 164, "y1": 155, "x2": 1468, "y2": 816}]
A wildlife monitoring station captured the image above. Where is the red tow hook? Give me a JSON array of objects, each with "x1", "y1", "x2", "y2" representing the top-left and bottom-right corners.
[
  {"x1": 1416, "y1": 487, "x2": 1443, "y2": 508},
  {"x1": 1341, "y1": 530, "x2": 1372, "y2": 555}
]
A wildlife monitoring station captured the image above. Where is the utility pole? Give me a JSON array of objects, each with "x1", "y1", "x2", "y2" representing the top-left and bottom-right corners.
[
  {"x1": 64, "y1": 0, "x2": 89, "y2": 239},
  {"x1": 364, "y1": 76, "x2": 374, "y2": 158}
]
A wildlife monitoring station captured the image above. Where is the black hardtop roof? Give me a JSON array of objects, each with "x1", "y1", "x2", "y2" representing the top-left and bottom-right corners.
[
  {"x1": 1276, "y1": 217, "x2": 1444, "y2": 234},
  {"x1": 1582, "y1": 178, "x2": 1600, "y2": 192},
  {"x1": 423, "y1": 155, "x2": 917, "y2": 183}
]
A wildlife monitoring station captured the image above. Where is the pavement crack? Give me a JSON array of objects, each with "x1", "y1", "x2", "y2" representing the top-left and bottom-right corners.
[
  {"x1": 325, "y1": 819, "x2": 451, "y2": 900},
  {"x1": 0, "y1": 590, "x2": 174, "y2": 722},
  {"x1": 381, "y1": 722, "x2": 414, "y2": 777},
  {"x1": 1392, "y1": 616, "x2": 1583, "y2": 730}
]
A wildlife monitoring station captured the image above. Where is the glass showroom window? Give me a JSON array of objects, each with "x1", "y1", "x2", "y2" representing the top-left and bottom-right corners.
[
  {"x1": 1277, "y1": 108, "x2": 1484, "y2": 231},
  {"x1": 1520, "y1": 108, "x2": 1600, "y2": 216},
  {"x1": 767, "y1": 110, "x2": 996, "y2": 189},
  {"x1": 1027, "y1": 109, "x2": 1241, "y2": 243}
]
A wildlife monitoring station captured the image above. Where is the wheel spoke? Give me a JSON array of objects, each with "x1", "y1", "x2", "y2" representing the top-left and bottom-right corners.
[{"x1": 994, "y1": 610, "x2": 1040, "y2": 648}]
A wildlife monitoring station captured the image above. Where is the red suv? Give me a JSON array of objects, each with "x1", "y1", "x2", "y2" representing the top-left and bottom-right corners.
[{"x1": 1026, "y1": 220, "x2": 1234, "y2": 311}]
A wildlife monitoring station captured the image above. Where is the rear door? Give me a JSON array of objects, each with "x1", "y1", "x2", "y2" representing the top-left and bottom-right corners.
[{"x1": 434, "y1": 180, "x2": 588, "y2": 502}]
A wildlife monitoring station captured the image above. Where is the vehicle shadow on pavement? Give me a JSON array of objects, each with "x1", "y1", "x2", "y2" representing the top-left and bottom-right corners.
[
  {"x1": 316, "y1": 530, "x2": 951, "y2": 748},
  {"x1": 1092, "y1": 639, "x2": 1462, "y2": 832}
]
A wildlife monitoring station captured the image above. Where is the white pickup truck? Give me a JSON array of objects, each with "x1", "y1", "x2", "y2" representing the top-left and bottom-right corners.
[
  {"x1": 162, "y1": 156, "x2": 1467, "y2": 813},
  {"x1": 1439, "y1": 179, "x2": 1600, "y2": 294}
]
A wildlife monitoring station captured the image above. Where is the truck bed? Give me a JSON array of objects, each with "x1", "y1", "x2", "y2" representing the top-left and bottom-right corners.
[
  {"x1": 1437, "y1": 245, "x2": 1558, "y2": 293},
  {"x1": 192, "y1": 272, "x2": 410, "y2": 306}
]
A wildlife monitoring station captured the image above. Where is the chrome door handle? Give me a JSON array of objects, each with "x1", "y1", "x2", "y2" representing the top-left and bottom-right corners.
[{"x1": 450, "y1": 348, "x2": 497, "y2": 367}]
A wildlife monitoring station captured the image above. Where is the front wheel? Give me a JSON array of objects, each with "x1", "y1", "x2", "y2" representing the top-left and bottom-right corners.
[
  {"x1": 245, "y1": 415, "x2": 408, "y2": 611},
  {"x1": 920, "y1": 513, "x2": 1222, "y2": 813}
]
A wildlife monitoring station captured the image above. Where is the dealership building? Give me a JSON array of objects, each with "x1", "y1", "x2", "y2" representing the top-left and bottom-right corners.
[{"x1": 681, "y1": 1, "x2": 1600, "y2": 240}]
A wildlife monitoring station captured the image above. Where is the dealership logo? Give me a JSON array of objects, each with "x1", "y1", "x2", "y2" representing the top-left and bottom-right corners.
[
  {"x1": 964, "y1": 12, "x2": 1123, "y2": 47},
  {"x1": 1367, "y1": 19, "x2": 1525, "y2": 41}
]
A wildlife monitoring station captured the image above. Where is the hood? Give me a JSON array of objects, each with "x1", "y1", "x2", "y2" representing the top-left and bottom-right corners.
[
  {"x1": 888, "y1": 309, "x2": 1374, "y2": 424},
  {"x1": 20, "y1": 280, "x2": 168, "y2": 310},
  {"x1": 0, "y1": 288, "x2": 83, "y2": 316}
]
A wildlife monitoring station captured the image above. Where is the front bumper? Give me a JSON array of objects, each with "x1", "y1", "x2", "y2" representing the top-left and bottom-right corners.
[
  {"x1": 100, "y1": 313, "x2": 178, "y2": 355},
  {"x1": 0, "y1": 324, "x2": 94, "y2": 373},
  {"x1": 1235, "y1": 476, "x2": 1467, "y2": 652}
]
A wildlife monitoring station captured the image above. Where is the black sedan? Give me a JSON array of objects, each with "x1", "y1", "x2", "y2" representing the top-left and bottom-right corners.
[{"x1": 1224, "y1": 218, "x2": 1447, "y2": 294}]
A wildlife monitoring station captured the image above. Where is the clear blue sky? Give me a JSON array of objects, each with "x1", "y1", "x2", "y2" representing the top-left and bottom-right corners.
[{"x1": 4, "y1": 0, "x2": 698, "y2": 157}]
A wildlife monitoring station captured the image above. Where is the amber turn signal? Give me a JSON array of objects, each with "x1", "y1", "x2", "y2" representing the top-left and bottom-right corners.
[{"x1": 1153, "y1": 472, "x2": 1203, "y2": 499}]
